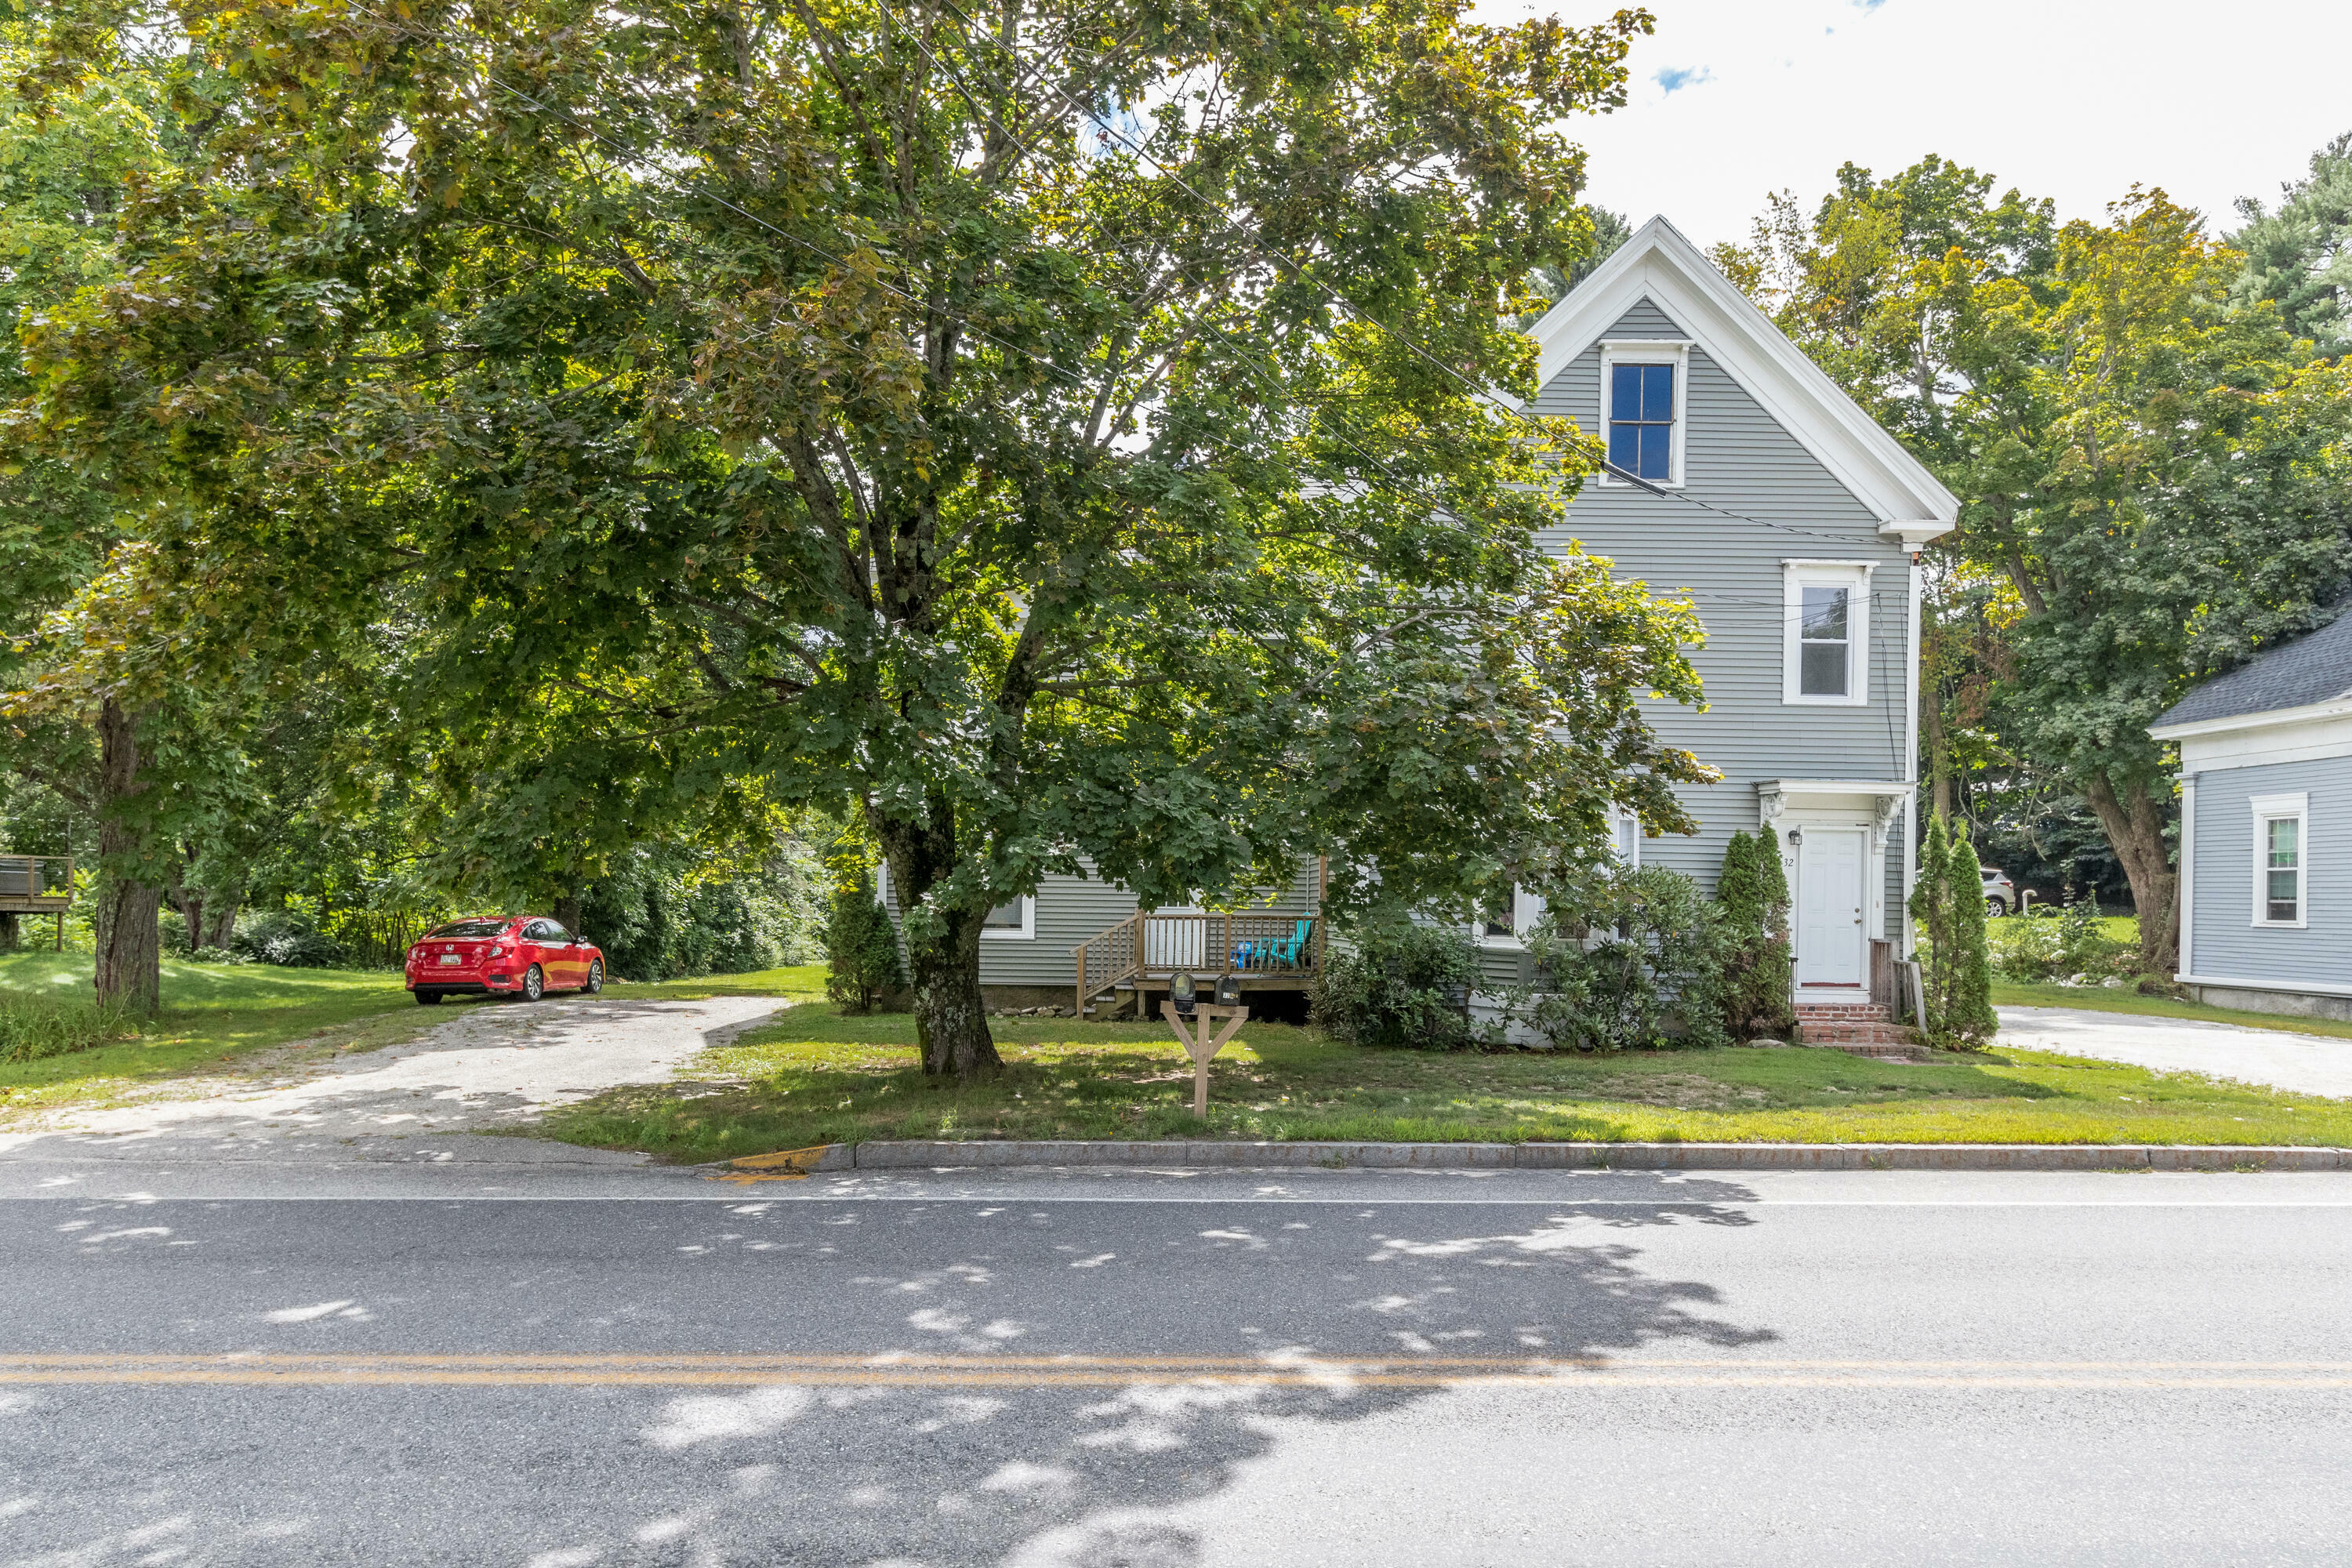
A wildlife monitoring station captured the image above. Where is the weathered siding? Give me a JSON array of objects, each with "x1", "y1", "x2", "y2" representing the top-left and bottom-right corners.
[
  {"x1": 1535, "y1": 296, "x2": 1914, "y2": 934},
  {"x1": 2189, "y1": 757, "x2": 2352, "y2": 985}
]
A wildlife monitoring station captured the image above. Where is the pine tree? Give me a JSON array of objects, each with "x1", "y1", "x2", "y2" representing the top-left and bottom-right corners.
[
  {"x1": 1716, "y1": 830, "x2": 1796, "y2": 1040},
  {"x1": 824, "y1": 872, "x2": 905, "y2": 1014}
]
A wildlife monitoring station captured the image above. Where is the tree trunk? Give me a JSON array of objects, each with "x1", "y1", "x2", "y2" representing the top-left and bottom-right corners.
[
  {"x1": 176, "y1": 887, "x2": 205, "y2": 956},
  {"x1": 0, "y1": 912, "x2": 19, "y2": 953},
  {"x1": 93, "y1": 698, "x2": 162, "y2": 1016},
  {"x1": 876, "y1": 808, "x2": 1000, "y2": 1079},
  {"x1": 2083, "y1": 773, "x2": 2178, "y2": 975},
  {"x1": 204, "y1": 886, "x2": 243, "y2": 952},
  {"x1": 1923, "y1": 688, "x2": 1952, "y2": 821},
  {"x1": 553, "y1": 893, "x2": 583, "y2": 933}
]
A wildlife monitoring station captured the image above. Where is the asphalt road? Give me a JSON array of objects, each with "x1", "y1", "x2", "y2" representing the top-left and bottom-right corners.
[{"x1": 5, "y1": 1164, "x2": 2352, "y2": 1566}]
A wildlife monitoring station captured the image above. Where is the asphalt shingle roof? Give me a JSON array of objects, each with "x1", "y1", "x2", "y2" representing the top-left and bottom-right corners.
[{"x1": 2156, "y1": 604, "x2": 2352, "y2": 728}]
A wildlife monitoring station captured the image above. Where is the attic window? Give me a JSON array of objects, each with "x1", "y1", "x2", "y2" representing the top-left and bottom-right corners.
[{"x1": 1598, "y1": 340, "x2": 1690, "y2": 487}]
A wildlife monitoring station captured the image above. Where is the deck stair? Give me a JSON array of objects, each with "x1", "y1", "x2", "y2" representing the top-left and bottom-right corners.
[{"x1": 1795, "y1": 1000, "x2": 1926, "y2": 1059}]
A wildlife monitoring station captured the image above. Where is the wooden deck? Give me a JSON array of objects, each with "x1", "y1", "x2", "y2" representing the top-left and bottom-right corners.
[
  {"x1": 1074, "y1": 910, "x2": 1323, "y2": 1018},
  {"x1": 0, "y1": 855, "x2": 72, "y2": 914}
]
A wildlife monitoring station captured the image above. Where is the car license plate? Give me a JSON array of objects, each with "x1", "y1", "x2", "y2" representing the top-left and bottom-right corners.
[{"x1": 438, "y1": 953, "x2": 463, "y2": 966}]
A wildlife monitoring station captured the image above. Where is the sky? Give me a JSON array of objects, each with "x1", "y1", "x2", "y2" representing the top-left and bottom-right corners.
[{"x1": 1472, "y1": 0, "x2": 2352, "y2": 249}]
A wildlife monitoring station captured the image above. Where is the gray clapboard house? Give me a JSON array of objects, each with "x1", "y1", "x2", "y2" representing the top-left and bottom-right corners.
[
  {"x1": 1477, "y1": 216, "x2": 1955, "y2": 1013},
  {"x1": 2150, "y1": 604, "x2": 2352, "y2": 1022},
  {"x1": 887, "y1": 217, "x2": 1956, "y2": 1021}
]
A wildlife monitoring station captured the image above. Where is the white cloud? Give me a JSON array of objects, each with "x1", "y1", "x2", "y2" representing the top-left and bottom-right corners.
[{"x1": 1474, "y1": 0, "x2": 2352, "y2": 245}]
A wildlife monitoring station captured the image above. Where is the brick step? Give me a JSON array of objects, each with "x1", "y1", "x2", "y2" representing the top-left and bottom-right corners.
[{"x1": 1795, "y1": 1004, "x2": 1894, "y2": 1023}]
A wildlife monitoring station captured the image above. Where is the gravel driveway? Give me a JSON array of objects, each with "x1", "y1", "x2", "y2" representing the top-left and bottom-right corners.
[
  {"x1": 2000, "y1": 1004, "x2": 2352, "y2": 1099},
  {"x1": 0, "y1": 991, "x2": 788, "y2": 1167}
]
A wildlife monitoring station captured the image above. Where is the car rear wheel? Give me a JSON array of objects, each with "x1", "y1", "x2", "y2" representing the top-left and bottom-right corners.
[
  {"x1": 1985, "y1": 896, "x2": 2005, "y2": 917},
  {"x1": 582, "y1": 959, "x2": 604, "y2": 996},
  {"x1": 414, "y1": 990, "x2": 444, "y2": 1007},
  {"x1": 521, "y1": 964, "x2": 545, "y2": 1003}
]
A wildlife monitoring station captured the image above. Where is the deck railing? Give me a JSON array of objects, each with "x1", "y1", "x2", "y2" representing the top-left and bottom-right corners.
[
  {"x1": 1073, "y1": 910, "x2": 1324, "y2": 1015},
  {"x1": 0, "y1": 855, "x2": 73, "y2": 908}
]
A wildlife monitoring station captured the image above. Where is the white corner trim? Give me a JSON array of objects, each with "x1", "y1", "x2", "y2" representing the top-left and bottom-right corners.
[
  {"x1": 980, "y1": 895, "x2": 1036, "y2": 941},
  {"x1": 2178, "y1": 771, "x2": 2196, "y2": 977},
  {"x1": 1594, "y1": 340, "x2": 1691, "y2": 488},
  {"x1": 1781, "y1": 561, "x2": 1875, "y2": 706},
  {"x1": 2249, "y1": 793, "x2": 2310, "y2": 930},
  {"x1": 1521, "y1": 216, "x2": 1960, "y2": 531}
]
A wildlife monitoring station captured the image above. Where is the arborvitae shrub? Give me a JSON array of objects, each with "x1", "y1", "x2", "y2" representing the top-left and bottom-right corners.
[
  {"x1": 1716, "y1": 829, "x2": 1796, "y2": 1040},
  {"x1": 1941, "y1": 831, "x2": 1999, "y2": 1044},
  {"x1": 824, "y1": 872, "x2": 905, "y2": 1014}
]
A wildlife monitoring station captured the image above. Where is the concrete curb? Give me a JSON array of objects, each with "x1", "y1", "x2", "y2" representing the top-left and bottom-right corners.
[{"x1": 739, "y1": 1140, "x2": 2352, "y2": 1174}]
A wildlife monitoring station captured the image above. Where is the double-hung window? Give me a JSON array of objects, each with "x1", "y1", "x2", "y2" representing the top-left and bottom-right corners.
[
  {"x1": 2250, "y1": 793, "x2": 2308, "y2": 928},
  {"x1": 1599, "y1": 341, "x2": 1690, "y2": 487},
  {"x1": 1781, "y1": 561, "x2": 1874, "y2": 706}
]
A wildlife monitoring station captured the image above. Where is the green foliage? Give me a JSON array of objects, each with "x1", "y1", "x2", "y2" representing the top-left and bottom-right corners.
[
  {"x1": 12, "y1": 0, "x2": 1715, "y2": 1075},
  {"x1": 1, "y1": 989, "x2": 141, "y2": 1064},
  {"x1": 1715, "y1": 830, "x2": 1795, "y2": 1040},
  {"x1": 1521, "y1": 866, "x2": 1727, "y2": 1052},
  {"x1": 2230, "y1": 130, "x2": 2352, "y2": 358},
  {"x1": 1726, "y1": 157, "x2": 2352, "y2": 975},
  {"x1": 1992, "y1": 895, "x2": 2135, "y2": 983},
  {"x1": 824, "y1": 873, "x2": 905, "y2": 1016},
  {"x1": 1309, "y1": 920, "x2": 1482, "y2": 1051},
  {"x1": 582, "y1": 838, "x2": 825, "y2": 984},
  {"x1": 1910, "y1": 816, "x2": 1998, "y2": 1045}
]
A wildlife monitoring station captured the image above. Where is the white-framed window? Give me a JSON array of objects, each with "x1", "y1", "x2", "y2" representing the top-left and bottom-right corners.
[
  {"x1": 1781, "y1": 560, "x2": 1875, "y2": 706},
  {"x1": 1610, "y1": 804, "x2": 1642, "y2": 868},
  {"x1": 980, "y1": 895, "x2": 1035, "y2": 941},
  {"x1": 1597, "y1": 340, "x2": 1692, "y2": 488},
  {"x1": 2250, "y1": 793, "x2": 2309, "y2": 928},
  {"x1": 1476, "y1": 885, "x2": 1546, "y2": 948}
]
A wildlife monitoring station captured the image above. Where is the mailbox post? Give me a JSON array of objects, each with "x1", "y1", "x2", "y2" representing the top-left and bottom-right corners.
[{"x1": 1161, "y1": 968, "x2": 1249, "y2": 1119}]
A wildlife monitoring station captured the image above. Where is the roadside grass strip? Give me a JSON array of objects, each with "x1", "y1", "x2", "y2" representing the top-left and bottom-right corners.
[
  {"x1": 0, "y1": 953, "x2": 419, "y2": 1116},
  {"x1": 535, "y1": 1003, "x2": 2352, "y2": 1160},
  {"x1": 7, "y1": 1354, "x2": 2352, "y2": 1389}
]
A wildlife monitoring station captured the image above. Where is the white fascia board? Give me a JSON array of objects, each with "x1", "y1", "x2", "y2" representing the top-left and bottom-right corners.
[
  {"x1": 2148, "y1": 695, "x2": 2352, "y2": 742},
  {"x1": 1524, "y1": 216, "x2": 1960, "y2": 534},
  {"x1": 2179, "y1": 971, "x2": 2352, "y2": 1000},
  {"x1": 1762, "y1": 778, "x2": 1917, "y2": 797}
]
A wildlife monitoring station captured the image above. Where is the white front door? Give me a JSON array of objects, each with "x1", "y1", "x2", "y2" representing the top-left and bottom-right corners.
[{"x1": 1796, "y1": 829, "x2": 1867, "y2": 987}]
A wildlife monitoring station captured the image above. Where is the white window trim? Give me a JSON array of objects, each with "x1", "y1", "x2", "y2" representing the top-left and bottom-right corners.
[
  {"x1": 1474, "y1": 885, "x2": 1548, "y2": 950},
  {"x1": 1611, "y1": 803, "x2": 1642, "y2": 869},
  {"x1": 1595, "y1": 339, "x2": 1693, "y2": 488},
  {"x1": 2250, "y1": 793, "x2": 2309, "y2": 930},
  {"x1": 1781, "y1": 559, "x2": 1875, "y2": 706},
  {"x1": 980, "y1": 895, "x2": 1036, "y2": 941}
]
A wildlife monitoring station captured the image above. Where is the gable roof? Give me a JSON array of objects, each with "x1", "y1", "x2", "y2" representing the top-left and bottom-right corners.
[
  {"x1": 1523, "y1": 216, "x2": 1959, "y2": 538},
  {"x1": 2151, "y1": 604, "x2": 2352, "y2": 734}
]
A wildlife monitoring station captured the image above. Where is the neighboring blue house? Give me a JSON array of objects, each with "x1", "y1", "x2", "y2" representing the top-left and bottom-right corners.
[
  {"x1": 891, "y1": 218, "x2": 1958, "y2": 1022},
  {"x1": 2150, "y1": 606, "x2": 2352, "y2": 1022}
]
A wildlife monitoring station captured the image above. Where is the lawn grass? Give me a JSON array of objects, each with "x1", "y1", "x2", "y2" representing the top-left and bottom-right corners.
[
  {"x1": 610, "y1": 964, "x2": 829, "y2": 1002},
  {"x1": 0, "y1": 952, "x2": 419, "y2": 1116},
  {"x1": 538, "y1": 1001, "x2": 2352, "y2": 1163}
]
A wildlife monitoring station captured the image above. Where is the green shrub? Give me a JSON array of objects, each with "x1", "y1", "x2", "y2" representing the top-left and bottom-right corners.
[
  {"x1": 1716, "y1": 830, "x2": 1796, "y2": 1040},
  {"x1": 1, "y1": 991, "x2": 141, "y2": 1064},
  {"x1": 1908, "y1": 816, "x2": 1997, "y2": 1046},
  {"x1": 824, "y1": 872, "x2": 906, "y2": 1014},
  {"x1": 1521, "y1": 865, "x2": 1728, "y2": 1052},
  {"x1": 1310, "y1": 919, "x2": 1481, "y2": 1050}
]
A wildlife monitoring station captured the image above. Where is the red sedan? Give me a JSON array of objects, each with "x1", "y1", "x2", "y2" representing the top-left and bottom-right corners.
[{"x1": 405, "y1": 916, "x2": 606, "y2": 1006}]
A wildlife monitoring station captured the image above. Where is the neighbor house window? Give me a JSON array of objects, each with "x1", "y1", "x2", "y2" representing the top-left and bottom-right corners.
[
  {"x1": 1477, "y1": 886, "x2": 1545, "y2": 946},
  {"x1": 1599, "y1": 340, "x2": 1690, "y2": 487},
  {"x1": 1610, "y1": 804, "x2": 1642, "y2": 868},
  {"x1": 2250, "y1": 794, "x2": 2308, "y2": 928},
  {"x1": 1782, "y1": 561, "x2": 1875, "y2": 706},
  {"x1": 980, "y1": 895, "x2": 1033, "y2": 940}
]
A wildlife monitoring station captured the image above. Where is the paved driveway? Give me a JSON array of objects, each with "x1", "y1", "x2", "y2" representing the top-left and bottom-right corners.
[
  {"x1": 0, "y1": 992, "x2": 787, "y2": 1167},
  {"x1": 2000, "y1": 1004, "x2": 2352, "y2": 1098}
]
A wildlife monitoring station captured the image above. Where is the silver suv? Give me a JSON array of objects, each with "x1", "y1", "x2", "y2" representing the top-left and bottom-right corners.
[{"x1": 1980, "y1": 866, "x2": 2017, "y2": 916}]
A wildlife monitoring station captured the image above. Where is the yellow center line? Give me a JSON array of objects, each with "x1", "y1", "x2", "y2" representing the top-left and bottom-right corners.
[{"x1": 2, "y1": 1355, "x2": 2349, "y2": 1388}]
